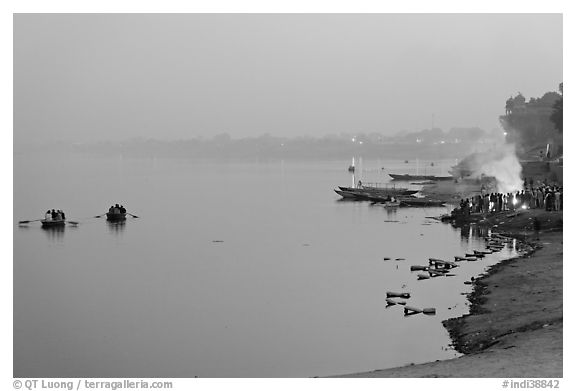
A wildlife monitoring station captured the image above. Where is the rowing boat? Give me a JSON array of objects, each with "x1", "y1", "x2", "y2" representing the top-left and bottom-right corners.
[
  {"x1": 106, "y1": 212, "x2": 127, "y2": 221},
  {"x1": 41, "y1": 219, "x2": 65, "y2": 228}
]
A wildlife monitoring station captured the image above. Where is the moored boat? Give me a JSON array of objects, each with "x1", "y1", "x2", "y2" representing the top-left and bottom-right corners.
[
  {"x1": 337, "y1": 186, "x2": 418, "y2": 196},
  {"x1": 334, "y1": 189, "x2": 369, "y2": 199},
  {"x1": 335, "y1": 188, "x2": 408, "y2": 201},
  {"x1": 389, "y1": 174, "x2": 453, "y2": 181},
  {"x1": 366, "y1": 193, "x2": 407, "y2": 203},
  {"x1": 399, "y1": 198, "x2": 446, "y2": 207}
]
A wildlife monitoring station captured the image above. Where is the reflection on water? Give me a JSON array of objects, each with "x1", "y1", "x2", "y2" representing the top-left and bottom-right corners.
[
  {"x1": 382, "y1": 206, "x2": 399, "y2": 218},
  {"x1": 335, "y1": 197, "x2": 362, "y2": 203},
  {"x1": 457, "y1": 224, "x2": 519, "y2": 253},
  {"x1": 106, "y1": 220, "x2": 126, "y2": 235},
  {"x1": 41, "y1": 225, "x2": 65, "y2": 241},
  {"x1": 459, "y1": 224, "x2": 491, "y2": 240}
]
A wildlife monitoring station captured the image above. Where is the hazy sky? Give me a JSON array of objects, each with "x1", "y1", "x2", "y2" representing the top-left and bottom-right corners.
[{"x1": 14, "y1": 13, "x2": 562, "y2": 144}]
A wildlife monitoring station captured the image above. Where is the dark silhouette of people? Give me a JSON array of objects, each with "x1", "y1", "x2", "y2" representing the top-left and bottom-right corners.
[{"x1": 109, "y1": 203, "x2": 127, "y2": 214}]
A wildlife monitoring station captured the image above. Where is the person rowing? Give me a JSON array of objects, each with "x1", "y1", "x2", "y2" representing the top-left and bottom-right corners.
[{"x1": 104, "y1": 203, "x2": 130, "y2": 221}]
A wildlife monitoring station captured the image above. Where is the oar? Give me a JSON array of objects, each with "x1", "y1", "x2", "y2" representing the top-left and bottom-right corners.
[
  {"x1": 127, "y1": 213, "x2": 139, "y2": 218},
  {"x1": 94, "y1": 213, "x2": 107, "y2": 218},
  {"x1": 67, "y1": 221, "x2": 79, "y2": 225},
  {"x1": 18, "y1": 219, "x2": 43, "y2": 224}
]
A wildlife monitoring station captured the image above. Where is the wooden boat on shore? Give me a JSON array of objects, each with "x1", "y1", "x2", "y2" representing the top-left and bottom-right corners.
[
  {"x1": 335, "y1": 188, "x2": 416, "y2": 201},
  {"x1": 334, "y1": 189, "x2": 371, "y2": 200},
  {"x1": 367, "y1": 193, "x2": 410, "y2": 203},
  {"x1": 338, "y1": 186, "x2": 419, "y2": 196},
  {"x1": 106, "y1": 212, "x2": 127, "y2": 221},
  {"x1": 389, "y1": 174, "x2": 453, "y2": 181},
  {"x1": 399, "y1": 198, "x2": 446, "y2": 207},
  {"x1": 41, "y1": 219, "x2": 66, "y2": 228}
]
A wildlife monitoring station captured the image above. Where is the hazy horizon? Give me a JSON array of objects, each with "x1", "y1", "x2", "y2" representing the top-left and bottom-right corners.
[{"x1": 14, "y1": 13, "x2": 562, "y2": 145}]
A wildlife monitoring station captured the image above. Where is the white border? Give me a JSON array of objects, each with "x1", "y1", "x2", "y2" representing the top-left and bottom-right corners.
[{"x1": 4, "y1": 2, "x2": 572, "y2": 390}]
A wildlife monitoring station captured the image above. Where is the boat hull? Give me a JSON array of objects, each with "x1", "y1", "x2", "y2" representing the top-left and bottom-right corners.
[
  {"x1": 389, "y1": 174, "x2": 453, "y2": 181},
  {"x1": 41, "y1": 219, "x2": 65, "y2": 228},
  {"x1": 399, "y1": 199, "x2": 446, "y2": 207},
  {"x1": 106, "y1": 212, "x2": 127, "y2": 221},
  {"x1": 338, "y1": 186, "x2": 418, "y2": 196}
]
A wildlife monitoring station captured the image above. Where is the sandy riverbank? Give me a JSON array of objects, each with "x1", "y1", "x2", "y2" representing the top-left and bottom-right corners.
[{"x1": 335, "y1": 209, "x2": 563, "y2": 377}]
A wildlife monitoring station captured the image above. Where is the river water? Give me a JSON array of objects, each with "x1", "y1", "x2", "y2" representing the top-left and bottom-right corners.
[{"x1": 13, "y1": 153, "x2": 518, "y2": 377}]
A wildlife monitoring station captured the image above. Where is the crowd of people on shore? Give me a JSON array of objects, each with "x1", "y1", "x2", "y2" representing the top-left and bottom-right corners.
[
  {"x1": 44, "y1": 209, "x2": 66, "y2": 221},
  {"x1": 109, "y1": 204, "x2": 127, "y2": 214},
  {"x1": 457, "y1": 179, "x2": 562, "y2": 216}
]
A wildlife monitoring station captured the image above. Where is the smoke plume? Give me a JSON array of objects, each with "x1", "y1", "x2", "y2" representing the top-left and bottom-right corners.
[{"x1": 469, "y1": 143, "x2": 523, "y2": 193}]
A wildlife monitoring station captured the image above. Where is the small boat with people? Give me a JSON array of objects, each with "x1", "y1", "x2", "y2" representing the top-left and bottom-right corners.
[
  {"x1": 41, "y1": 208, "x2": 66, "y2": 228},
  {"x1": 18, "y1": 205, "x2": 138, "y2": 229},
  {"x1": 41, "y1": 219, "x2": 66, "y2": 228},
  {"x1": 106, "y1": 203, "x2": 128, "y2": 221},
  {"x1": 106, "y1": 212, "x2": 127, "y2": 221}
]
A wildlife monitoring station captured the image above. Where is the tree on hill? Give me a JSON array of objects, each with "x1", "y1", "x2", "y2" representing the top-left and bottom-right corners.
[{"x1": 550, "y1": 83, "x2": 563, "y2": 133}]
